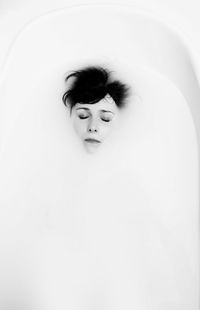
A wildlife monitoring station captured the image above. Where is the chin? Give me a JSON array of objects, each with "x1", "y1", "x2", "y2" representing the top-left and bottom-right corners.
[{"x1": 83, "y1": 140, "x2": 101, "y2": 154}]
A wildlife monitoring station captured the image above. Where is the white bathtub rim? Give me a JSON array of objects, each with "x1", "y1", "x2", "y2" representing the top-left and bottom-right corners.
[{"x1": 0, "y1": 2, "x2": 200, "y2": 83}]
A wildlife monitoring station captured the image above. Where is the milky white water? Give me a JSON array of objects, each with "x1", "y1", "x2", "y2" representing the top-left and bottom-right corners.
[{"x1": 0, "y1": 64, "x2": 198, "y2": 310}]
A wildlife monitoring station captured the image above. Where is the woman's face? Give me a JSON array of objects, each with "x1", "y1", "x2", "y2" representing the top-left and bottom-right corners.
[{"x1": 71, "y1": 94, "x2": 119, "y2": 153}]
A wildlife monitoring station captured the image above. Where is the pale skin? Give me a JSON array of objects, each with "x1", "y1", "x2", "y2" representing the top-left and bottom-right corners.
[{"x1": 70, "y1": 95, "x2": 120, "y2": 154}]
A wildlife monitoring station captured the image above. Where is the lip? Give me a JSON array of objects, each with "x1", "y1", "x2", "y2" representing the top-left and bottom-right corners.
[{"x1": 84, "y1": 138, "x2": 101, "y2": 143}]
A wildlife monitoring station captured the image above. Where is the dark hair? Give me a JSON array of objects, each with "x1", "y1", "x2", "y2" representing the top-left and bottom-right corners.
[{"x1": 62, "y1": 66, "x2": 130, "y2": 115}]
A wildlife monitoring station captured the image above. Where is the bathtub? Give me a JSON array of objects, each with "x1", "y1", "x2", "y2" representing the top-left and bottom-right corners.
[{"x1": 0, "y1": 4, "x2": 199, "y2": 310}]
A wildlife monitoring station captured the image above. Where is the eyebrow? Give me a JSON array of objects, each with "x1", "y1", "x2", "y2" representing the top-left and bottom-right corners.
[{"x1": 76, "y1": 107, "x2": 114, "y2": 114}]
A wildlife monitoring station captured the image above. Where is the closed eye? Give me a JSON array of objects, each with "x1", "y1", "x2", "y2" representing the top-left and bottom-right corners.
[
  {"x1": 78, "y1": 115, "x2": 112, "y2": 122},
  {"x1": 78, "y1": 115, "x2": 89, "y2": 119},
  {"x1": 101, "y1": 118, "x2": 111, "y2": 122}
]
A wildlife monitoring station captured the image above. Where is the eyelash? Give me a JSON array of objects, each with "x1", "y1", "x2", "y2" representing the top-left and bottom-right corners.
[{"x1": 78, "y1": 116, "x2": 111, "y2": 122}]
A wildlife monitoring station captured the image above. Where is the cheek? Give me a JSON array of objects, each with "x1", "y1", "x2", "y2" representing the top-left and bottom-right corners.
[
  {"x1": 100, "y1": 123, "x2": 113, "y2": 137},
  {"x1": 73, "y1": 119, "x2": 86, "y2": 137},
  {"x1": 103, "y1": 117, "x2": 119, "y2": 137}
]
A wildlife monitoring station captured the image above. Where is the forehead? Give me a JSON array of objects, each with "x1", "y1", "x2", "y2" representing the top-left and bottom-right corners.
[{"x1": 75, "y1": 97, "x2": 118, "y2": 113}]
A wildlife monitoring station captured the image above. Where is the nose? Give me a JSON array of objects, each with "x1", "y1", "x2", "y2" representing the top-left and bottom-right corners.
[{"x1": 88, "y1": 118, "x2": 98, "y2": 133}]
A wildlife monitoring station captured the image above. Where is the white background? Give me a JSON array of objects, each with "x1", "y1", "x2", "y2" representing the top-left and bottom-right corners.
[{"x1": 1, "y1": 0, "x2": 200, "y2": 70}]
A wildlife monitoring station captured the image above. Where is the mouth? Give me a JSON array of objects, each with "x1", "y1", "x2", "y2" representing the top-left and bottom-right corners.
[{"x1": 84, "y1": 138, "x2": 101, "y2": 143}]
